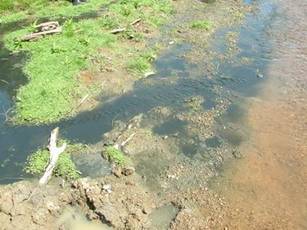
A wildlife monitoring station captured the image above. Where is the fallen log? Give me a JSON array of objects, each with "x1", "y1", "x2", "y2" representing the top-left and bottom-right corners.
[
  {"x1": 39, "y1": 127, "x2": 66, "y2": 185},
  {"x1": 21, "y1": 27, "x2": 62, "y2": 41}
]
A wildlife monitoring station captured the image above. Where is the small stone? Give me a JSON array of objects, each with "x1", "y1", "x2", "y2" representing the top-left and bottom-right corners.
[
  {"x1": 232, "y1": 150, "x2": 242, "y2": 159},
  {"x1": 102, "y1": 184, "x2": 112, "y2": 193},
  {"x1": 167, "y1": 174, "x2": 176, "y2": 179},
  {"x1": 144, "y1": 71, "x2": 155, "y2": 77},
  {"x1": 125, "y1": 181, "x2": 135, "y2": 186},
  {"x1": 122, "y1": 166, "x2": 135, "y2": 176},
  {"x1": 112, "y1": 166, "x2": 122, "y2": 178},
  {"x1": 163, "y1": 135, "x2": 168, "y2": 140}
]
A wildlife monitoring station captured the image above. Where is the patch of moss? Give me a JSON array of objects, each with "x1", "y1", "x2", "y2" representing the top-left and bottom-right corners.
[
  {"x1": 127, "y1": 50, "x2": 156, "y2": 75},
  {"x1": 190, "y1": 20, "x2": 213, "y2": 30},
  {"x1": 102, "y1": 146, "x2": 129, "y2": 166},
  {"x1": 24, "y1": 143, "x2": 84, "y2": 180}
]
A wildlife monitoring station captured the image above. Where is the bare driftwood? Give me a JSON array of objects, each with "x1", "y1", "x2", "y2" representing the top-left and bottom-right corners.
[
  {"x1": 21, "y1": 21, "x2": 61, "y2": 42},
  {"x1": 39, "y1": 127, "x2": 67, "y2": 185},
  {"x1": 35, "y1": 21, "x2": 59, "y2": 31},
  {"x1": 21, "y1": 27, "x2": 62, "y2": 41}
]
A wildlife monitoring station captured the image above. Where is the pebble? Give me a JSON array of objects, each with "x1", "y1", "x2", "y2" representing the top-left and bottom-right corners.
[
  {"x1": 123, "y1": 166, "x2": 135, "y2": 176},
  {"x1": 103, "y1": 184, "x2": 112, "y2": 193}
]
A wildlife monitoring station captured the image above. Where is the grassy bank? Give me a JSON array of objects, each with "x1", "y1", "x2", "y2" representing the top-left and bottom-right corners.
[{"x1": 2, "y1": 0, "x2": 173, "y2": 124}]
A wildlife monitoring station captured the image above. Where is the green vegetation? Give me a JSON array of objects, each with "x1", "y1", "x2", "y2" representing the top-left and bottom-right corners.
[
  {"x1": 2, "y1": 0, "x2": 173, "y2": 124},
  {"x1": 24, "y1": 144, "x2": 82, "y2": 180},
  {"x1": 127, "y1": 50, "x2": 156, "y2": 74},
  {"x1": 102, "y1": 146, "x2": 129, "y2": 166},
  {"x1": 190, "y1": 20, "x2": 213, "y2": 30},
  {"x1": 0, "y1": 0, "x2": 48, "y2": 13}
]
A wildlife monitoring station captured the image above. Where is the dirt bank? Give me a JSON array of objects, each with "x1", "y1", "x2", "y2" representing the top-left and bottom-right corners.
[{"x1": 0, "y1": 175, "x2": 157, "y2": 230}]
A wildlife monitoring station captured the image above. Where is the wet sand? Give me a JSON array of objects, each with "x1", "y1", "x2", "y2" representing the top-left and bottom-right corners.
[{"x1": 214, "y1": 0, "x2": 307, "y2": 228}]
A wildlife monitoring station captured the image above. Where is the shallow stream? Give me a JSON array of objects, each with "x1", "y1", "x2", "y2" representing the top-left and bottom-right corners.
[{"x1": 0, "y1": 0, "x2": 276, "y2": 184}]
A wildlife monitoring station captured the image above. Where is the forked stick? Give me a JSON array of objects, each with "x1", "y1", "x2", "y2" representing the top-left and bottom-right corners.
[{"x1": 39, "y1": 127, "x2": 66, "y2": 185}]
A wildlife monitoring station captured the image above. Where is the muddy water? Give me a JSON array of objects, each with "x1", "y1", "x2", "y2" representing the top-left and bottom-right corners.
[{"x1": 212, "y1": 0, "x2": 307, "y2": 229}]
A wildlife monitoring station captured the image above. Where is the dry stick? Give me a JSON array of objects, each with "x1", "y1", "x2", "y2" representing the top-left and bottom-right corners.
[
  {"x1": 39, "y1": 127, "x2": 67, "y2": 185},
  {"x1": 35, "y1": 21, "x2": 59, "y2": 29},
  {"x1": 21, "y1": 27, "x2": 62, "y2": 41},
  {"x1": 110, "y1": 28, "x2": 126, "y2": 34},
  {"x1": 76, "y1": 94, "x2": 89, "y2": 109},
  {"x1": 120, "y1": 133, "x2": 136, "y2": 148},
  {"x1": 130, "y1": 18, "x2": 141, "y2": 26},
  {"x1": 109, "y1": 18, "x2": 142, "y2": 34}
]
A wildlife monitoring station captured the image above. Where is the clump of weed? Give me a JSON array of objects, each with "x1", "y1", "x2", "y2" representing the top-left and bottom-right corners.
[
  {"x1": 127, "y1": 50, "x2": 156, "y2": 75},
  {"x1": 102, "y1": 146, "x2": 129, "y2": 166},
  {"x1": 184, "y1": 96, "x2": 205, "y2": 111},
  {"x1": 24, "y1": 143, "x2": 84, "y2": 180},
  {"x1": 63, "y1": 19, "x2": 75, "y2": 37},
  {"x1": 190, "y1": 20, "x2": 213, "y2": 30}
]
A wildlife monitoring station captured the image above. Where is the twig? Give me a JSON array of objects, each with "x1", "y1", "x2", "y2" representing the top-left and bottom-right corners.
[
  {"x1": 109, "y1": 18, "x2": 141, "y2": 34},
  {"x1": 120, "y1": 133, "x2": 136, "y2": 148},
  {"x1": 76, "y1": 94, "x2": 89, "y2": 109},
  {"x1": 0, "y1": 107, "x2": 12, "y2": 122},
  {"x1": 110, "y1": 28, "x2": 126, "y2": 34},
  {"x1": 0, "y1": 79, "x2": 9, "y2": 84},
  {"x1": 130, "y1": 18, "x2": 141, "y2": 26}
]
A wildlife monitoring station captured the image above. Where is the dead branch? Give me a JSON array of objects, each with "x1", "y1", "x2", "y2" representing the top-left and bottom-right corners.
[
  {"x1": 35, "y1": 21, "x2": 59, "y2": 31},
  {"x1": 39, "y1": 127, "x2": 66, "y2": 185},
  {"x1": 110, "y1": 28, "x2": 126, "y2": 34},
  {"x1": 130, "y1": 18, "x2": 141, "y2": 26},
  {"x1": 120, "y1": 133, "x2": 136, "y2": 148},
  {"x1": 109, "y1": 18, "x2": 142, "y2": 34},
  {"x1": 21, "y1": 27, "x2": 62, "y2": 41}
]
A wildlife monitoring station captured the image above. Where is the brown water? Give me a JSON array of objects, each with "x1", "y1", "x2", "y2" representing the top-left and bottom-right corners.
[{"x1": 214, "y1": 0, "x2": 307, "y2": 228}]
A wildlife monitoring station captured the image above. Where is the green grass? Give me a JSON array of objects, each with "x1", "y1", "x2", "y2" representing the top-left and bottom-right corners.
[
  {"x1": 24, "y1": 143, "x2": 85, "y2": 180},
  {"x1": 0, "y1": 0, "x2": 48, "y2": 13},
  {"x1": 3, "y1": 0, "x2": 173, "y2": 123},
  {"x1": 102, "y1": 146, "x2": 129, "y2": 166},
  {"x1": 127, "y1": 50, "x2": 156, "y2": 75},
  {"x1": 190, "y1": 20, "x2": 213, "y2": 30}
]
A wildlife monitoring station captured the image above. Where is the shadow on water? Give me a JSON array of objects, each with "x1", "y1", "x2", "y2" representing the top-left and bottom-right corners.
[{"x1": 0, "y1": 0, "x2": 278, "y2": 183}]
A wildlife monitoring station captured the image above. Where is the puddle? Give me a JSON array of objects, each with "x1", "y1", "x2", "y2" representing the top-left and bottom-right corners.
[
  {"x1": 153, "y1": 119, "x2": 187, "y2": 136},
  {"x1": 149, "y1": 204, "x2": 179, "y2": 230},
  {"x1": 205, "y1": 136, "x2": 222, "y2": 148},
  {"x1": 71, "y1": 152, "x2": 111, "y2": 178}
]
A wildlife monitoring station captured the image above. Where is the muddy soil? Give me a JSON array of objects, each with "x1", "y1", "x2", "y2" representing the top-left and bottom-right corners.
[{"x1": 0, "y1": 175, "x2": 156, "y2": 230}]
